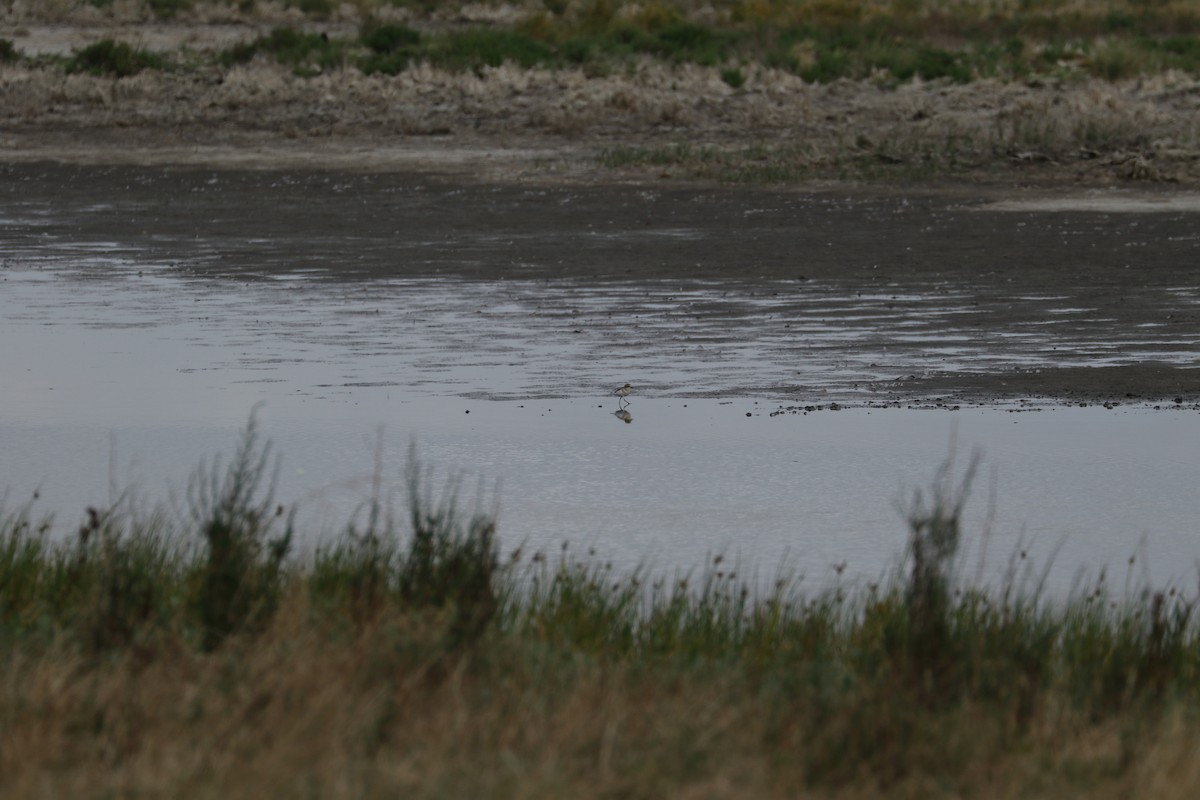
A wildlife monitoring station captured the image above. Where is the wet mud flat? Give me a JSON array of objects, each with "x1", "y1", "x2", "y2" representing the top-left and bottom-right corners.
[{"x1": 2, "y1": 161, "x2": 1197, "y2": 409}]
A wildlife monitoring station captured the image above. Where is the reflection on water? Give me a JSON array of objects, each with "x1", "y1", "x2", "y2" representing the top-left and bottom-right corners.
[
  {"x1": 2, "y1": 262, "x2": 1196, "y2": 417},
  {"x1": 1, "y1": 398, "x2": 1198, "y2": 596},
  {"x1": 4, "y1": 162, "x2": 1200, "y2": 411},
  {"x1": 2, "y1": 167, "x2": 1198, "y2": 595}
]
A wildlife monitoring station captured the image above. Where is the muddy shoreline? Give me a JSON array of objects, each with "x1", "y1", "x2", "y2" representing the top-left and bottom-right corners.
[{"x1": 3, "y1": 160, "x2": 1197, "y2": 409}]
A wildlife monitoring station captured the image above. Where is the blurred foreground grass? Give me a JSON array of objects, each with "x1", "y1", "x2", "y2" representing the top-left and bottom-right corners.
[{"x1": 2, "y1": 415, "x2": 1199, "y2": 797}]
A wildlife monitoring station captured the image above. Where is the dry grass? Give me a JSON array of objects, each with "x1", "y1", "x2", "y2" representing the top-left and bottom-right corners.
[{"x1": 4, "y1": 591, "x2": 1200, "y2": 799}]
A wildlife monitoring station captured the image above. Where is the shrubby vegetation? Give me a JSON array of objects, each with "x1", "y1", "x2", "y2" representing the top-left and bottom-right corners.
[{"x1": 65, "y1": 39, "x2": 164, "y2": 77}]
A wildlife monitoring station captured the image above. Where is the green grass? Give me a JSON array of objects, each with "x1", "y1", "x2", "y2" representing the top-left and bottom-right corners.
[
  {"x1": 285, "y1": 0, "x2": 335, "y2": 17},
  {"x1": 66, "y1": 39, "x2": 165, "y2": 77},
  {"x1": 361, "y1": 22, "x2": 422, "y2": 55},
  {"x1": 85, "y1": 0, "x2": 254, "y2": 17},
  {"x1": 427, "y1": 29, "x2": 559, "y2": 71},
  {"x1": 183, "y1": 413, "x2": 292, "y2": 650},
  {"x1": 222, "y1": 26, "x2": 348, "y2": 76},
  {"x1": 146, "y1": 0, "x2": 192, "y2": 17}
]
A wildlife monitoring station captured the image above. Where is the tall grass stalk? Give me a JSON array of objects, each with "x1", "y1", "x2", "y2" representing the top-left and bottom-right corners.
[{"x1": 185, "y1": 410, "x2": 293, "y2": 649}]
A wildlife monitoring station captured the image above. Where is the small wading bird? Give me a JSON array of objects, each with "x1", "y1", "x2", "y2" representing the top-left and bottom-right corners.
[{"x1": 614, "y1": 383, "x2": 633, "y2": 406}]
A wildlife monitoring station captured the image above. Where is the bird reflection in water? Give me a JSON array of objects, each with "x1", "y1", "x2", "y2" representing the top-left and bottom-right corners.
[{"x1": 613, "y1": 409, "x2": 633, "y2": 424}]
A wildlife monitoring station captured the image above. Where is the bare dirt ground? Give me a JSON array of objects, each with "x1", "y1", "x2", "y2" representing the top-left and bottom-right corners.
[{"x1": 2, "y1": 8, "x2": 1198, "y2": 406}]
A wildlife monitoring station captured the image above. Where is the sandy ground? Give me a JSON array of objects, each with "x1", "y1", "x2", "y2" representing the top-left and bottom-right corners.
[{"x1": 1, "y1": 11, "x2": 1198, "y2": 406}]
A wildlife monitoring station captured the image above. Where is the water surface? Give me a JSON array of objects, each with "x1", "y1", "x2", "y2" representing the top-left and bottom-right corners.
[{"x1": 2, "y1": 165, "x2": 1197, "y2": 593}]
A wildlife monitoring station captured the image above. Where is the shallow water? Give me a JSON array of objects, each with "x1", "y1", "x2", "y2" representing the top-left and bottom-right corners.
[
  {"x1": 3, "y1": 398, "x2": 1198, "y2": 594},
  {"x1": 3, "y1": 244, "x2": 1196, "y2": 410},
  {"x1": 2, "y1": 165, "x2": 1198, "y2": 593}
]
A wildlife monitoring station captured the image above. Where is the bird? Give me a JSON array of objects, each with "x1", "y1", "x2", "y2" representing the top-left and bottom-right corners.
[{"x1": 614, "y1": 383, "x2": 633, "y2": 405}]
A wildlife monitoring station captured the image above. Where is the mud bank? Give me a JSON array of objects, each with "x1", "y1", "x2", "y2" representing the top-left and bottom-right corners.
[{"x1": 2, "y1": 161, "x2": 1197, "y2": 408}]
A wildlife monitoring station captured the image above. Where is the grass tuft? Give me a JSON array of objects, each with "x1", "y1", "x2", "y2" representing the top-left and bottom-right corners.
[
  {"x1": 147, "y1": 0, "x2": 191, "y2": 18},
  {"x1": 66, "y1": 39, "x2": 163, "y2": 77},
  {"x1": 222, "y1": 27, "x2": 346, "y2": 76},
  {"x1": 431, "y1": 29, "x2": 558, "y2": 71},
  {"x1": 396, "y1": 449, "x2": 499, "y2": 646},
  {"x1": 185, "y1": 409, "x2": 292, "y2": 650}
]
